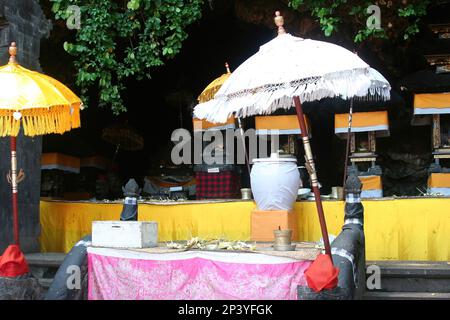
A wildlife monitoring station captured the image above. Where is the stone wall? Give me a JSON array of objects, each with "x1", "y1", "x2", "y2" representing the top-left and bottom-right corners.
[{"x1": 0, "y1": 0, "x2": 51, "y2": 253}]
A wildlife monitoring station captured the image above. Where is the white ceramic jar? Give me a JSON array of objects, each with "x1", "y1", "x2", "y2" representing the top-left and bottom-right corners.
[{"x1": 250, "y1": 153, "x2": 300, "y2": 210}]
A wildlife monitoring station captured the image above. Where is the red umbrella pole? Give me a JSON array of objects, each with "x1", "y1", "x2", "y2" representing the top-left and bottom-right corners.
[
  {"x1": 10, "y1": 136, "x2": 20, "y2": 246},
  {"x1": 293, "y1": 96, "x2": 332, "y2": 259}
]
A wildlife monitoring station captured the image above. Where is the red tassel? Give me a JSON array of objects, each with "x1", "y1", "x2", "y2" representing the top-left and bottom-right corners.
[
  {"x1": 305, "y1": 254, "x2": 339, "y2": 292},
  {"x1": 0, "y1": 245, "x2": 29, "y2": 277}
]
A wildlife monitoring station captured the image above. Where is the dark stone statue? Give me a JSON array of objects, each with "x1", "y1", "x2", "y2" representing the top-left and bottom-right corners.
[
  {"x1": 298, "y1": 172, "x2": 366, "y2": 300},
  {"x1": 120, "y1": 179, "x2": 141, "y2": 221}
]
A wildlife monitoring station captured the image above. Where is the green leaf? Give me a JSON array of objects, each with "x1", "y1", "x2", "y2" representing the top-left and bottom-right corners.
[
  {"x1": 127, "y1": 0, "x2": 140, "y2": 10},
  {"x1": 51, "y1": 2, "x2": 60, "y2": 14},
  {"x1": 63, "y1": 41, "x2": 72, "y2": 52}
]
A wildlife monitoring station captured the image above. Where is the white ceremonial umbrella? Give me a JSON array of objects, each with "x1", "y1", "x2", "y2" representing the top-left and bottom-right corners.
[{"x1": 193, "y1": 11, "x2": 391, "y2": 259}]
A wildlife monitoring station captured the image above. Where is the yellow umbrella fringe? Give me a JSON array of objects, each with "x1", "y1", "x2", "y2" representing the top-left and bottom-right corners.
[
  {"x1": 71, "y1": 105, "x2": 81, "y2": 129},
  {"x1": 0, "y1": 115, "x2": 20, "y2": 136},
  {"x1": 0, "y1": 105, "x2": 80, "y2": 137}
]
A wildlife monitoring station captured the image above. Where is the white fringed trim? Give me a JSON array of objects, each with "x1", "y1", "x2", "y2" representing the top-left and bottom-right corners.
[{"x1": 194, "y1": 67, "x2": 391, "y2": 123}]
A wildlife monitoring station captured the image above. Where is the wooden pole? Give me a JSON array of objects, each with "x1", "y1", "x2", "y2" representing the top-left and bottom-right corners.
[
  {"x1": 343, "y1": 99, "x2": 354, "y2": 188},
  {"x1": 293, "y1": 96, "x2": 332, "y2": 259},
  {"x1": 237, "y1": 117, "x2": 251, "y2": 175},
  {"x1": 10, "y1": 136, "x2": 20, "y2": 246}
]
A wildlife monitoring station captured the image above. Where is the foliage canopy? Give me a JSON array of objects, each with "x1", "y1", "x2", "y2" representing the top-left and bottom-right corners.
[
  {"x1": 50, "y1": 0, "x2": 430, "y2": 113},
  {"x1": 51, "y1": 0, "x2": 204, "y2": 114}
]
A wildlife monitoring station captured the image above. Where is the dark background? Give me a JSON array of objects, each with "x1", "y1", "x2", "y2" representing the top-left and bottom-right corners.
[{"x1": 38, "y1": 0, "x2": 450, "y2": 195}]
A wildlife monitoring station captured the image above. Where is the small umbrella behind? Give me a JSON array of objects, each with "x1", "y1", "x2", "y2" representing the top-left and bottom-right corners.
[
  {"x1": 102, "y1": 123, "x2": 144, "y2": 151},
  {"x1": 102, "y1": 123, "x2": 144, "y2": 166}
]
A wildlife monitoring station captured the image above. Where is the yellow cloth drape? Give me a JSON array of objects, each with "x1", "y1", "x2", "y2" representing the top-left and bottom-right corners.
[
  {"x1": 359, "y1": 176, "x2": 382, "y2": 190},
  {"x1": 255, "y1": 115, "x2": 310, "y2": 134},
  {"x1": 41, "y1": 153, "x2": 80, "y2": 173},
  {"x1": 192, "y1": 117, "x2": 235, "y2": 131},
  {"x1": 414, "y1": 93, "x2": 450, "y2": 115},
  {"x1": 40, "y1": 198, "x2": 450, "y2": 261},
  {"x1": 414, "y1": 93, "x2": 450, "y2": 108},
  {"x1": 428, "y1": 173, "x2": 450, "y2": 188},
  {"x1": 335, "y1": 111, "x2": 389, "y2": 134}
]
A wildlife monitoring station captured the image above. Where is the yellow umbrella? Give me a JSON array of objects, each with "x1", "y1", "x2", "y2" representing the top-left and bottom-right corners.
[
  {"x1": 0, "y1": 44, "x2": 81, "y2": 137},
  {"x1": 0, "y1": 42, "x2": 82, "y2": 246},
  {"x1": 197, "y1": 63, "x2": 231, "y2": 103},
  {"x1": 194, "y1": 63, "x2": 236, "y2": 131},
  {"x1": 196, "y1": 63, "x2": 250, "y2": 174}
]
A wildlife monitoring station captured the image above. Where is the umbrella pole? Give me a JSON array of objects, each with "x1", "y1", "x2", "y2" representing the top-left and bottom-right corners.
[
  {"x1": 293, "y1": 96, "x2": 332, "y2": 259},
  {"x1": 342, "y1": 99, "x2": 354, "y2": 188},
  {"x1": 10, "y1": 136, "x2": 20, "y2": 246},
  {"x1": 112, "y1": 143, "x2": 120, "y2": 164},
  {"x1": 237, "y1": 117, "x2": 251, "y2": 175}
]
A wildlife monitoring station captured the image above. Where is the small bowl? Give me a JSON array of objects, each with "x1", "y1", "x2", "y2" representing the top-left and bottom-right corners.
[{"x1": 297, "y1": 188, "x2": 311, "y2": 198}]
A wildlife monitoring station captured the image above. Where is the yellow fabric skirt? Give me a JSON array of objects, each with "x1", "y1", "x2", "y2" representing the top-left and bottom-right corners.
[{"x1": 40, "y1": 198, "x2": 450, "y2": 261}]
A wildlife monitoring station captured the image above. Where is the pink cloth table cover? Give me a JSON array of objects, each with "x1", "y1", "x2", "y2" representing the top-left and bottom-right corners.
[{"x1": 88, "y1": 247, "x2": 312, "y2": 300}]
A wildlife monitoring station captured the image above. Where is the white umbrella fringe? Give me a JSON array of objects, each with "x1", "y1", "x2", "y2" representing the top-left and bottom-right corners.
[
  {"x1": 194, "y1": 34, "x2": 391, "y2": 123},
  {"x1": 194, "y1": 68, "x2": 390, "y2": 123}
]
